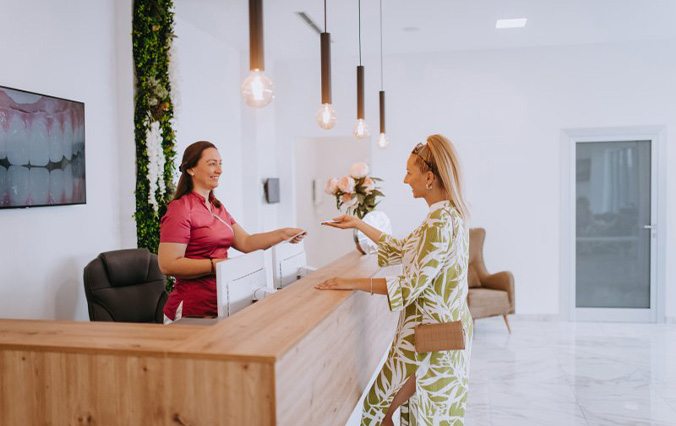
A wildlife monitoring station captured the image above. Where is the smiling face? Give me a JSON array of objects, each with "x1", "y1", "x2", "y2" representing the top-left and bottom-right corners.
[
  {"x1": 188, "y1": 147, "x2": 222, "y2": 192},
  {"x1": 404, "y1": 154, "x2": 435, "y2": 199}
]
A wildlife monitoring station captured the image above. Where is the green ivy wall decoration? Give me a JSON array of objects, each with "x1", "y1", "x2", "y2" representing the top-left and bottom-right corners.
[{"x1": 132, "y1": 0, "x2": 177, "y2": 253}]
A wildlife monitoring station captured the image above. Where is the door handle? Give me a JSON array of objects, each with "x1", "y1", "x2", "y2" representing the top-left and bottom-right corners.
[{"x1": 642, "y1": 225, "x2": 656, "y2": 230}]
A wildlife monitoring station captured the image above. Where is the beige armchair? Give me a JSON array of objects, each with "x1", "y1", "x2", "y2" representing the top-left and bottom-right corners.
[{"x1": 467, "y1": 228, "x2": 515, "y2": 333}]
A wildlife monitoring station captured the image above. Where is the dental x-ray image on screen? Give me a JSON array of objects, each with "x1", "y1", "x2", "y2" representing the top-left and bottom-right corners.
[{"x1": 0, "y1": 85, "x2": 85, "y2": 209}]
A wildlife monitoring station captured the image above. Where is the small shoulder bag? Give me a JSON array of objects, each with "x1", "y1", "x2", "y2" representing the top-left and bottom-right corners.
[{"x1": 414, "y1": 306, "x2": 465, "y2": 353}]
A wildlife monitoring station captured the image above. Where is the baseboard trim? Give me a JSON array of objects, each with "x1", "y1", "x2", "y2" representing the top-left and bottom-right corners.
[
  {"x1": 510, "y1": 314, "x2": 561, "y2": 322},
  {"x1": 503, "y1": 314, "x2": 676, "y2": 323}
]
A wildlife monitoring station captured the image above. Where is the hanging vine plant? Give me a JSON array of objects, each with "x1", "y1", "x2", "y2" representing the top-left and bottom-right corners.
[{"x1": 132, "y1": 0, "x2": 177, "y2": 253}]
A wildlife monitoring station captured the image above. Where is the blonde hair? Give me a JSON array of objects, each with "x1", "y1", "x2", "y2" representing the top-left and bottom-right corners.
[{"x1": 412, "y1": 134, "x2": 470, "y2": 220}]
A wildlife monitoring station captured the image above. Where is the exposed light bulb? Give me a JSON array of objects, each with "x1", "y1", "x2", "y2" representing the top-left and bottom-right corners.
[
  {"x1": 316, "y1": 103, "x2": 337, "y2": 129},
  {"x1": 353, "y1": 119, "x2": 370, "y2": 139},
  {"x1": 241, "y1": 69, "x2": 274, "y2": 107},
  {"x1": 377, "y1": 132, "x2": 389, "y2": 148}
]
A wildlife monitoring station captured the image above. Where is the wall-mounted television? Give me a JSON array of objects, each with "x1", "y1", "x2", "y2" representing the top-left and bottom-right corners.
[{"x1": 0, "y1": 85, "x2": 85, "y2": 209}]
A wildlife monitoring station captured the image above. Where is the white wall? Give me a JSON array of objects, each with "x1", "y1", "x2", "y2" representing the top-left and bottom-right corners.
[
  {"x1": 171, "y1": 11, "x2": 245, "y2": 226},
  {"x1": 0, "y1": 0, "x2": 134, "y2": 320},
  {"x1": 273, "y1": 39, "x2": 676, "y2": 317},
  {"x1": 117, "y1": 0, "x2": 136, "y2": 249},
  {"x1": 173, "y1": 2, "x2": 281, "y2": 235}
]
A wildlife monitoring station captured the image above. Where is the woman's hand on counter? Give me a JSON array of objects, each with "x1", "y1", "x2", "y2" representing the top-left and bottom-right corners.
[
  {"x1": 314, "y1": 277, "x2": 354, "y2": 291},
  {"x1": 321, "y1": 215, "x2": 361, "y2": 230}
]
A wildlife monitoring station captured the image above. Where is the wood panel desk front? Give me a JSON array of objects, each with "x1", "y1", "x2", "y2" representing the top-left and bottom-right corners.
[{"x1": 0, "y1": 252, "x2": 398, "y2": 425}]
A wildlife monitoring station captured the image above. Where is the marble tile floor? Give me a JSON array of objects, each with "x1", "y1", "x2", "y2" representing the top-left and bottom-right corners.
[{"x1": 466, "y1": 317, "x2": 676, "y2": 426}]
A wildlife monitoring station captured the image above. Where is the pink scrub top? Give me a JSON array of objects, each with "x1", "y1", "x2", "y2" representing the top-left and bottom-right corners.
[{"x1": 160, "y1": 191, "x2": 236, "y2": 320}]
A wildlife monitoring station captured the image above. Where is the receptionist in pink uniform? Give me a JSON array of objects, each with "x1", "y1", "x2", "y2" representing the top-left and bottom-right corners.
[{"x1": 158, "y1": 141, "x2": 306, "y2": 321}]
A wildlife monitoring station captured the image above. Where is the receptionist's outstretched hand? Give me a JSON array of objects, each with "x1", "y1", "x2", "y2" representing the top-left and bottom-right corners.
[
  {"x1": 322, "y1": 215, "x2": 361, "y2": 230},
  {"x1": 280, "y1": 227, "x2": 307, "y2": 244},
  {"x1": 315, "y1": 277, "x2": 353, "y2": 291}
]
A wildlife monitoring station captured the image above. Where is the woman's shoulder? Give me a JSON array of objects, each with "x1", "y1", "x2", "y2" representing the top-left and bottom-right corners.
[
  {"x1": 427, "y1": 202, "x2": 457, "y2": 222},
  {"x1": 168, "y1": 195, "x2": 190, "y2": 209},
  {"x1": 424, "y1": 203, "x2": 464, "y2": 235},
  {"x1": 164, "y1": 195, "x2": 194, "y2": 218}
]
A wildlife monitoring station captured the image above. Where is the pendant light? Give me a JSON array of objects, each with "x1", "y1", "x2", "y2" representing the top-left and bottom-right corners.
[
  {"x1": 241, "y1": 0, "x2": 274, "y2": 107},
  {"x1": 377, "y1": 0, "x2": 389, "y2": 148},
  {"x1": 316, "y1": 0, "x2": 336, "y2": 129},
  {"x1": 353, "y1": 0, "x2": 370, "y2": 139}
]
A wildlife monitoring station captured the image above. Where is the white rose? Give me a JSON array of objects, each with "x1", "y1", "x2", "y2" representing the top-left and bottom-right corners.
[
  {"x1": 349, "y1": 162, "x2": 369, "y2": 179},
  {"x1": 324, "y1": 178, "x2": 339, "y2": 195},
  {"x1": 337, "y1": 176, "x2": 355, "y2": 193},
  {"x1": 341, "y1": 193, "x2": 358, "y2": 209},
  {"x1": 362, "y1": 177, "x2": 375, "y2": 193}
]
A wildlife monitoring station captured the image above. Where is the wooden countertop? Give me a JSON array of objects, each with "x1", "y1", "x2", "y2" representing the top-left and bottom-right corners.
[
  {"x1": 0, "y1": 251, "x2": 382, "y2": 362},
  {"x1": 0, "y1": 319, "x2": 203, "y2": 355}
]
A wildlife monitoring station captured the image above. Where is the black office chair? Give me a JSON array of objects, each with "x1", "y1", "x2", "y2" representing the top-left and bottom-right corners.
[{"x1": 83, "y1": 248, "x2": 167, "y2": 323}]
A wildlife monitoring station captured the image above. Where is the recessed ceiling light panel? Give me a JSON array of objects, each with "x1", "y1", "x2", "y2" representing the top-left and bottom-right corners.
[{"x1": 496, "y1": 18, "x2": 527, "y2": 29}]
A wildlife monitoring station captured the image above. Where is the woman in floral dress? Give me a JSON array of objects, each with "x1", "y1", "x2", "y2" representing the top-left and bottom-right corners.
[{"x1": 316, "y1": 134, "x2": 472, "y2": 425}]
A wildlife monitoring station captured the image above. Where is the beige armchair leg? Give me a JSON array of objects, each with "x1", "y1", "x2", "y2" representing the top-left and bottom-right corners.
[{"x1": 502, "y1": 314, "x2": 512, "y2": 334}]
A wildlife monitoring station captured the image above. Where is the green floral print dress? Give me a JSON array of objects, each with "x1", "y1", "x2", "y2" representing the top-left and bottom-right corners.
[{"x1": 361, "y1": 200, "x2": 473, "y2": 426}]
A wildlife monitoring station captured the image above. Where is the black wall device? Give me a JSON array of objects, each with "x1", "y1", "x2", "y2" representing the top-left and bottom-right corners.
[{"x1": 264, "y1": 178, "x2": 280, "y2": 204}]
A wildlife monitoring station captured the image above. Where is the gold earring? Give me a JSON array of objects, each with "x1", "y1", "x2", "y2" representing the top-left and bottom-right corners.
[{"x1": 426, "y1": 183, "x2": 432, "y2": 190}]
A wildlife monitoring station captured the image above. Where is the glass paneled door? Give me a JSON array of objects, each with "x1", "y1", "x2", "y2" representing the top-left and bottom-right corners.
[{"x1": 575, "y1": 140, "x2": 655, "y2": 322}]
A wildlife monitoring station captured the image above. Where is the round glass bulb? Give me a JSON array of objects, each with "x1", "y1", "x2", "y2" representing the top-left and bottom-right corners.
[
  {"x1": 241, "y1": 69, "x2": 274, "y2": 107},
  {"x1": 316, "y1": 103, "x2": 337, "y2": 129},
  {"x1": 353, "y1": 118, "x2": 370, "y2": 139},
  {"x1": 377, "y1": 132, "x2": 389, "y2": 148}
]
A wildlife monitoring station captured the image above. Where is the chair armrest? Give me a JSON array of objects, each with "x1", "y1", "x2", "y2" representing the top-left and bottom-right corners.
[{"x1": 481, "y1": 271, "x2": 515, "y2": 313}]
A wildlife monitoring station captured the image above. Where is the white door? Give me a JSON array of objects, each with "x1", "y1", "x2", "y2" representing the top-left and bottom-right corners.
[{"x1": 573, "y1": 138, "x2": 657, "y2": 322}]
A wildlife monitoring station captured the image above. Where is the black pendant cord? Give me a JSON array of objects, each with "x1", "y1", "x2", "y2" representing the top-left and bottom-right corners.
[
  {"x1": 320, "y1": 0, "x2": 332, "y2": 105},
  {"x1": 358, "y1": 0, "x2": 362, "y2": 66},
  {"x1": 379, "y1": 0, "x2": 385, "y2": 134}
]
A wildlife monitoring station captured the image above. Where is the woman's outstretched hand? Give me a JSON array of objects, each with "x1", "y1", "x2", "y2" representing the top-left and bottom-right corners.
[
  {"x1": 321, "y1": 215, "x2": 361, "y2": 230},
  {"x1": 279, "y1": 227, "x2": 307, "y2": 244},
  {"x1": 315, "y1": 277, "x2": 353, "y2": 291}
]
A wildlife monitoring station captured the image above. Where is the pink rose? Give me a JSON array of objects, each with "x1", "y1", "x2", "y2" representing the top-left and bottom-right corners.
[
  {"x1": 362, "y1": 177, "x2": 375, "y2": 193},
  {"x1": 337, "y1": 176, "x2": 355, "y2": 193},
  {"x1": 324, "y1": 178, "x2": 339, "y2": 195},
  {"x1": 349, "y1": 162, "x2": 369, "y2": 179}
]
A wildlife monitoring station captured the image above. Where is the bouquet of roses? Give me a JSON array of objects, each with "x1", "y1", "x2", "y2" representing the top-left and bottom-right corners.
[{"x1": 324, "y1": 162, "x2": 384, "y2": 219}]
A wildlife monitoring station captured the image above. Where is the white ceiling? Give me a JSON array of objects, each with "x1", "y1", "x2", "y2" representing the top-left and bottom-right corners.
[{"x1": 177, "y1": 0, "x2": 676, "y2": 59}]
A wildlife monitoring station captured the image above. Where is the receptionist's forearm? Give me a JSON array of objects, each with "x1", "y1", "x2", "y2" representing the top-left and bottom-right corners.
[
  {"x1": 163, "y1": 257, "x2": 216, "y2": 279},
  {"x1": 239, "y1": 230, "x2": 284, "y2": 253}
]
